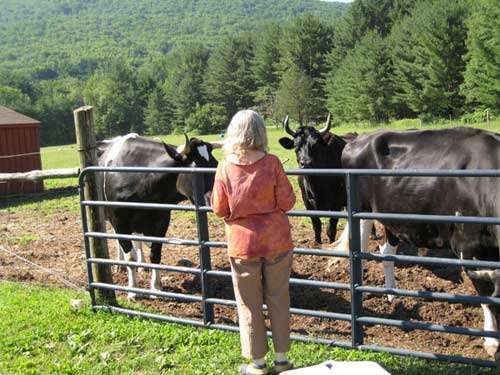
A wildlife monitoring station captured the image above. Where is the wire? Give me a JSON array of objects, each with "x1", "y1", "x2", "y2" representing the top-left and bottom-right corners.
[{"x1": 0, "y1": 244, "x2": 87, "y2": 292}]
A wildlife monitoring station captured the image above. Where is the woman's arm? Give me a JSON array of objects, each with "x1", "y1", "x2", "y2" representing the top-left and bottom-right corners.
[
  {"x1": 210, "y1": 164, "x2": 230, "y2": 218},
  {"x1": 275, "y1": 159, "x2": 296, "y2": 212}
]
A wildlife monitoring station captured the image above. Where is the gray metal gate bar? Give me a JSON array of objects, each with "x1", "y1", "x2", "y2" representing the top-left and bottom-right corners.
[
  {"x1": 357, "y1": 316, "x2": 500, "y2": 338},
  {"x1": 192, "y1": 173, "x2": 214, "y2": 325},
  {"x1": 360, "y1": 252, "x2": 500, "y2": 269},
  {"x1": 357, "y1": 285, "x2": 500, "y2": 305},
  {"x1": 86, "y1": 231, "x2": 200, "y2": 246},
  {"x1": 91, "y1": 282, "x2": 202, "y2": 302},
  {"x1": 88, "y1": 258, "x2": 201, "y2": 274},
  {"x1": 347, "y1": 173, "x2": 364, "y2": 348},
  {"x1": 205, "y1": 269, "x2": 351, "y2": 290}
]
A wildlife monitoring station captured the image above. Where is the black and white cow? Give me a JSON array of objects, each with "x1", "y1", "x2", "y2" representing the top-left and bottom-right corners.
[
  {"x1": 331, "y1": 127, "x2": 500, "y2": 359},
  {"x1": 97, "y1": 133, "x2": 220, "y2": 300},
  {"x1": 279, "y1": 115, "x2": 357, "y2": 243}
]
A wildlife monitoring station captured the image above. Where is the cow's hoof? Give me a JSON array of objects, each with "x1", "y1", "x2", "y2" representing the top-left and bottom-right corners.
[
  {"x1": 127, "y1": 292, "x2": 137, "y2": 301},
  {"x1": 484, "y1": 338, "x2": 500, "y2": 359}
]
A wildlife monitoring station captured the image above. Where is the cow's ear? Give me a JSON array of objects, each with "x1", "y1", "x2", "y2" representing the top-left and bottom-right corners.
[
  {"x1": 164, "y1": 143, "x2": 185, "y2": 163},
  {"x1": 279, "y1": 137, "x2": 294, "y2": 150}
]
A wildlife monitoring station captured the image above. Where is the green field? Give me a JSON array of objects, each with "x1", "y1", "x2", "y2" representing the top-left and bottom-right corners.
[{"x1": 0, "y1": 281, "x2": 496, "y2": 375}]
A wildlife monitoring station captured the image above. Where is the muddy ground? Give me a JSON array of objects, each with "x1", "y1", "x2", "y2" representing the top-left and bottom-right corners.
[{"x1": 0, "y1": 204, "x2": 489, "y2": 361}]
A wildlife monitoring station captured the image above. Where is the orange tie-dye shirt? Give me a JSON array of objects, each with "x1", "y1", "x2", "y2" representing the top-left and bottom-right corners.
[{"x1": 211, "y1": 153, "x2": 296, "y2": 259}]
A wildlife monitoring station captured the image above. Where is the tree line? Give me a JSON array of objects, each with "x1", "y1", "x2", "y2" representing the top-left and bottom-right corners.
[{"x1": 0, "y1": 0, "x2": 497, "y2": 145}]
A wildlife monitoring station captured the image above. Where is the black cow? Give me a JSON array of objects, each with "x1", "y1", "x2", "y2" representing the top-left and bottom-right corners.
[
  {"x1": 279, "y1": 115, "x2": 357, "y2": 244},
  {"x1": 97, "y1": 133, "x2": 220, "y2": 300},
  {"x1": 333, "y1": 127, "x2": 500, "y2": 359}
]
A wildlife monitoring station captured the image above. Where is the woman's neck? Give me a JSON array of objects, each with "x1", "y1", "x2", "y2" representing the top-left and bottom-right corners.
[{"x1": 227, "y1": 150, "x2": 266, "y2": 165}]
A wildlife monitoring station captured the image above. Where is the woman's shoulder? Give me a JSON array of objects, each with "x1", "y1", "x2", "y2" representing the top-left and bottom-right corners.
[
  {"x1": 264, "y1": 153, "x2": 284, "y2": 170},
  {"x1": 264, "y1": 153, "x2": 280, "y2": 164}
]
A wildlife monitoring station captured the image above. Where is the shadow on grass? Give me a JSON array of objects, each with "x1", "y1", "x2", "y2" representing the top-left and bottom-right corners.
[{"x1": 0, "y1": 186, "x2": 78, "y2": 210}]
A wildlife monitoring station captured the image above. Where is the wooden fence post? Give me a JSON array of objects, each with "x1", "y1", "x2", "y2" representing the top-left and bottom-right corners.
[{"x1": 74, "y1": 106, "x2": 116, "y2": 305}]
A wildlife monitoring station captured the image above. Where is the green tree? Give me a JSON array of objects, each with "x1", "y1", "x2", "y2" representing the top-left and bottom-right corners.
[
  {"x1": 275, "y1": 67, "x2": 315, "y2": 125},
  {"x1": 0, "y1": 85, "x2": 32, "y2": 115},
  {"x1": 205, "y1": 33, "x2": 256, "y2": 118},
  {"x1": 83, "y1": 60, "x2": 142, "y2": 138},
  {"x1": 326, "y1": 32, "x2": 393, "y2": 123},
  {"x1": 185, "y1": 103, "x2": 228, "y2": 135},
  {"x1": 460, "y1": 0, "x2": 500, "y2": 114},
  {"x1": 163, "y1": 44, "x2": 210, "y2": 130},
  {"x1": 144, "y1": 88, "x2": 173, "y2": 135},
  {"x1": 278, "y1": 14, "x2": 333, "y2": 119},
  {"x1": 251, "y1": 23, "x2": 282, "y2": 120},
  {"x1": 33, "y1": 79, "x2": 81, "y2": 145},
  {"x1": 390, "y1": 0, "x2": 469, "y2": 118}
]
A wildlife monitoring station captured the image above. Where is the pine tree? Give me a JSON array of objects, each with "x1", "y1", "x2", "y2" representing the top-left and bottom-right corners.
[
  {"x1": 326, "y1": 32, "x2": 393, "y2": 123},
  {"x1": 390, "y1": 0, "x2": 469, "y2": 119},
  {"x1": 144, "y1": 88, "x2": 173, "y2": 135},
  {"x1": 251, "y1": 23, "x2": 282, "y2": 120},
  {"x1": 461, "y1": 0, "x2": 500, "y2": 114},
  {"x1": 163, "y1": 44, "x2": 210, "y2": 130},
  {"x1": 205, "y1": 33, "x2": 256, "y2": 118},
  {"x1": 276, "y1": 66, "x2": 315, "y2": 126},
  {"x1": 278, "y1": 14, "x2": 333, "y2": 120}
]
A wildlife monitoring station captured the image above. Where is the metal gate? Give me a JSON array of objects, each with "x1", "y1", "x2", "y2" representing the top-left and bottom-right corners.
[{"x1": 78, "y1": 166, "x2": 500, "y2": 368}]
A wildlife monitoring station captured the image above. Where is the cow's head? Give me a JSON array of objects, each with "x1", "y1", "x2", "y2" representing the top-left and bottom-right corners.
[
  {"x1": 175, "y1": 134, "x2": 220, "y2": 168},
  {"x1": 174, "y1": 134, "x2": 222, "y2": 205},
  {"x1": 279, "y1": 114, "x2": 342, "y2": 168}
]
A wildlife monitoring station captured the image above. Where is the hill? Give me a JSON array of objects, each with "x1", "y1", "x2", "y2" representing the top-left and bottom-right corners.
[{"x1": 0, "y1": 0, "x2": 348, "y2": 76}]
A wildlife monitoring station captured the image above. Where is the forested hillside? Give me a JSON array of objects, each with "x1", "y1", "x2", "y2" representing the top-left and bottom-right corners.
[{"x1": 0, "y1": 0, "x2": 498, "y2": 146}]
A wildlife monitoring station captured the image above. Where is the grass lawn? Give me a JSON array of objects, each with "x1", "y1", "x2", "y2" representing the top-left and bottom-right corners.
[{"x1": 0, "y1": 281, "x2": 495, "y2": 374}]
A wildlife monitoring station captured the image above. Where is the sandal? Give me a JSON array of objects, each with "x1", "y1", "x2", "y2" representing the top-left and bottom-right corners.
[
  {"x1": 273, "y1": 360, "x2": 293, "y2": 373},
  {"x1": 239, "y1": 363, "x2": 269, "y2": 375}
]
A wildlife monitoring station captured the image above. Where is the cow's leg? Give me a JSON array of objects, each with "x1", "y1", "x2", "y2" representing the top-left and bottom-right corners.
[
  {"x1": 379, "y1": 228, "x2": 398, "y2": 302},
  {"x1": 329, "y1": 220, "x2": 373, "y2": 271},
  {"x1": 467, "y1": 268, "x2": 500, "y2": 360},
  {"x1": 118, "y1": 239, "x2": 138, "y2": 301},
  {"x1": 145, "y1": 211, "x2": 170, "y2": 298},
  {"x1": 149, "y1": 241, "x2": 162, "y2": 298},
  {"x1": 327, "y1": 218, "x2": 339, "y2": 244},
  {"x1": 132, "y1": 236, "x2": 145, "y2": 272},
  {"x1": 311, "y1": 217, "x2": 322, "y2": 244},
  {"x1": 481, "y1": 304, "x2": 499, "y2": 359},
  {"x1": 332, "y1": 219, "x2": 373, "y2": 252},
  {"x1": 112, "y1": 227, "x2": 126, "y2": 272}
]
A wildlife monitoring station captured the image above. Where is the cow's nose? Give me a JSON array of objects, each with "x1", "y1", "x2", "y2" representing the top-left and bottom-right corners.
[{"x1": 300, "y1": 161, "x2": 313, "y2": 168}]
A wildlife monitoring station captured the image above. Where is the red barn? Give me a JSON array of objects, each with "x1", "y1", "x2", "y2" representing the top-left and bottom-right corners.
[{"x1": 0, "y1": 106, "x2": 43, "y2": 195}]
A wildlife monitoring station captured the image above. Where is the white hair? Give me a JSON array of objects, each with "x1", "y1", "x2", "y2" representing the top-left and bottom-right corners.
[{"x1": 223, "y1": 109, "x2": 268, "y2": 157}]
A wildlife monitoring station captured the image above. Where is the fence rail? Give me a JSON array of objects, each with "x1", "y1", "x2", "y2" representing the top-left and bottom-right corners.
[
  {"x1": 78, "y1": 166, "x2": 500, "y2": 368},
  {"x1": 0, "y1": 168, "x2": 79, "y2": 182}
]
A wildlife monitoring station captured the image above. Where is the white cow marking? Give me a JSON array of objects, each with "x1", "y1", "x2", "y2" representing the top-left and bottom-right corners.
[
  {"x1": 481, "y1": 304, "x2": 499, "y2": 357},
  {"x1": 103, "y1": 133, "x2": 138, "y2": 201},
  {"x1": 104, "y1": 133, "x2": 139, "y2": 166},
  {"x1": 197, "y1": 145, "x2": 209, "y2": 161},
  {"x1": 380, "y1": 241, "x2": 397, "y2": 302}
]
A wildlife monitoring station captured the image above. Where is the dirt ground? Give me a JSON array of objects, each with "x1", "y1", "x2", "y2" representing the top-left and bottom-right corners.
[{"x1": 0, "y1": 207, "x2": 490, "y2": 361}]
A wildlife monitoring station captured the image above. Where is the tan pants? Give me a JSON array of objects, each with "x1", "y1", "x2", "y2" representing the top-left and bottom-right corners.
[{"x1": 230, "y1": 250, "x2": 293, "y2": 359}]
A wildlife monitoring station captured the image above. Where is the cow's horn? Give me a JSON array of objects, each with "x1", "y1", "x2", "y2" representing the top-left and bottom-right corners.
[
  {"x1": 284, "y1": 115, "x2": 296, "y2": 137},
  {"x1": 176, "y1": 133, "x2": 191, "y2": 155},
  {"x1": 319, "y1": 113, "x2": 331, "y2": 135},
  {"x1": 209, "y1": 140, "x2": 225, "y2": 149}
]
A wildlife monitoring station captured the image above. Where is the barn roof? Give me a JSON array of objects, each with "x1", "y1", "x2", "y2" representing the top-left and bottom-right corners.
[{"x1": 0, "y1": 105, "x2": 40, "y2": 126}]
